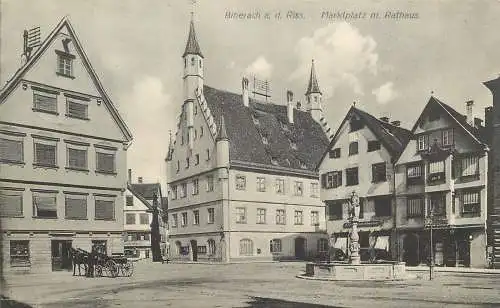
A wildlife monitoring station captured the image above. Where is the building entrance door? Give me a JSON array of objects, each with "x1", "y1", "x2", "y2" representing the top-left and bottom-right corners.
[
  {"x1": 190, "y1": 240, "x2": 198, "y2": 261},
  {"x1": 51, "y1": 240, "x2": 73, "y2": 271},
  {"x1": 295, "y1": 237, "x2": 306, "y2": 260},
  {"x1": 403, "y1": 233, "x2": 419, "y2": 266}
]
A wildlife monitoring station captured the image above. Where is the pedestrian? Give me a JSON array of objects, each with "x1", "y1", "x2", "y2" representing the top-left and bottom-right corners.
[{"x1": 87, "y1": 247, "x2": 95, "y2": 278}]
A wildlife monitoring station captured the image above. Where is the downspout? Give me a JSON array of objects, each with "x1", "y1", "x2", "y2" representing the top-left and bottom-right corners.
[{"x1": 392, "y1": 158, "x2": 399, "y2": 261}]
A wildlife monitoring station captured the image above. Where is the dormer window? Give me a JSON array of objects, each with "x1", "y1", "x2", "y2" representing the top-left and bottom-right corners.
[{"x1": 55, "y1": 50, "x2": 75, "y2": 78}]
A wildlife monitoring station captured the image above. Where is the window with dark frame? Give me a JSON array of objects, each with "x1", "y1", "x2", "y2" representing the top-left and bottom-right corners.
[
  {"x1": 322, "y1": 171, "x2": 342, "y2": 189},
  {"x1": 372, "y1": 162, "x2": 387, "y2": 182},
  {"x1": 57, "y1": 51, "x2": 74, "y2": 77},
  {"x1": 0, "y1": 138, "x2": 23, "y2": 164},
  {"x1": 67, "y1": 147, "x2": 87, "y2": 170},
  {"x1": 348, "y1": 142, "x2": 359, "y2": 155},
  {"x1": 139, "y1": 213, "x2": 149, "y2": 224},
  {"x1": 454, "y1": 155, "x2": 479, "y2": 178},
  {"x1": 206, "y1": 175, "x2": 214, "y2": 192},
  {"x1": 294, "y1": 210, "x2": 304, "y2": 225},
  {"x1": 428, "y1": 193, "x2": 446, "y2": 217},
  {"x1": 95, "y1": 199, "x2": 114, "y2": 220},
  {"x1": 192, "y1": 179, "x2": 199, "y2": 195},
  {"x1": 236, "y1": 207, "x2": 246, "y2": 223},
  {"x1": 442, "y1": 129, "x2": 454, "y2": 146},
  {"x1": 96, "y1": 152, "x2": 115, "y2": 174},
  {"x1": 126, "y1": 213, "x2": 135, "y2": 224},
  {"x1": 417, "y1": 134, "x2": 429, "y2": 151},
  {"x1": 171, "y1": 213, "x2": 178, "y2": 227},
  {"x1": 0, "y1": 190, "x2": 23, "y2": 217},
  {"x1": 406, "y1": 164, "x2": 424, "y2": 185},
  {"x1": 181, "y1": 212, "x2": 188, "y2": 226},
  {"x1": 33, "y1": 93, "x2": 57, "y2": 114},
  {"x1": 311, "y1": 211, "x2": 319, "y2": 226},
  {"x1": 193, "y1": 210, "x2": 200, "y2": 225},
  {"x1": 34, "y1": 142, "x2": 57, "y2": 167},
  {"x1": 346, "y1": 167, "x2": 359, "y2": 186},
  {"x1": 461, "y1": 191, "x2": 480, "y2": 216},
  {"x1": 256, "y1": 177, "x2": 266, "y2": 192},
  {"x1": 126, "y1": 195, "x2": 133, "y2": 206},
  {"x1": 276, "y1": 209, "x2": 286, "y2": 225},
  {"x1": 329, "y1": 148, "x2": 341, "y2": 159},
  {"x1": 10, "y1": 240, "x2": 30, "y2": 267},
  {"x1": 64, "y1": 194, "x2": 87, "y2": 220},
  {"x1": 66, "y1": 99, "x2": 88, "y2": 119},
  {"x1": 367, "y1": 140, "x2": 381, "y2": 152},
  {"x1": 327, "y1": 200, "x2": 343, "y2": 220},
  {"x1": 257, "y1": 208, "x2": 266, "y2": 224},
  {"x1": 207, "y1": 208, "x2": 215, "y2": 224},
  {"x1": 236, "y1": 175, "x2": 246, "y2": 190},
  {"x1": 374, "y1": 196, "x2": 392, "y2": 217},
  {"x1": 407, "y1": 196, "x2": 424, "y2": 218},
  {"x1": 270, "y1": 239, "x2": 282, "y2": 253},
  {"x1": 32, "y1": 192, "x2": 57, "y2": 218}
]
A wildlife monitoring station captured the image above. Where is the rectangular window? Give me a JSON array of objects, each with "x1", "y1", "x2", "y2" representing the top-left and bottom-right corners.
[
  {"x1": 310, "y1": 182, "x2": 319, "y2": 197},
  {"x1": 442, "y1": 129, "x2": 453, "y2": 146},
  {"x1": 10, "y1": 240, "x2": 30, "y2": 267},
  {"x1": 327, "y1": 201, "x2": 343, "y2": 220},
  {"x1": 64, "y1": 194, "x2": 87, "y2": 219},
  {"x1": 461, "y1": 191, "x2": 480, "y2": 216},
  {"x1": 206, "y1": 175, "x2": 214, "y2": 192},
  {"x1": 192, "y1": 179, "x2": 199, "y2": 195},
  {"x1": 57, "y1": 53, "x2": 73, "y2": 77},
  {"x1": 374, "y1": 196, "x2": 392, "y2": 217},
  {"x1": 311, "y1": 211, "x2": 319, "y2": 226},
  {"x1": 0, "y1": 138, "x2": 23, "y2": 163},
  {"x1": 428, "y1": 160, "x2": 445, "y2": 183},
  {"x1": 236, "y1": 175, "x2": 246, "y2": 190},
  {"x1": 126, "y1": 195, "x2": 133, "y2": 206},
  {"x1": 179, "y1": 183, "x2": 187, "y2": 198},
  {"x1": 193, "y1": 210, "x2": 200, "y2": 225},
  {"x1": 34, "y1": 142, "x2": 57, "y2": 167},
  {"x1": 185, "y1": 157, "x2": 190, "y2": 169},
  {"x1": 346, "y1": 167, "x2": 359, "y2": 186},
  {"x1": 67, "y1": 147, "x2": 87, "y2": 170},
  {"x1": 276, "y1": 209, "x2": 286, "y2": 225},
  {"x1": 294, "y1": 210, "x2": 303, "y2": 225},
  {"x1": 455, "y1": 156, "x2": 479, "y2": 178},
  {"x1": 294, "y1": 181, "x2": 304, "y2": 196},
  {"x1": 256, "y1": 177, "x2": 266, "y2": 192},
  {"x1": 126, "y1": 213, "x2": 136, "y2": 224},
  {"x1": 95, "y1": 199, "x2": 115, "y2": 220},
  {"x1": 32, "y1": 192, "x2": 57, "y2": 218},
  {"x1": 275, "y1": 178, "x2": 285, "y2": 194},
  {"x1": 171, "y1": 185, "x2": 177, "y2": 200},
  {"x1": 33, "y1": 92, "x2": 57, "y2": 113},
  {"x1": 417, "y1": 134, "x2": 429, "y2": 151},
  {"x1": 0, "y1": 189, "x2": 23, "y2": 217},
  {"x1": 195, "y1": 154, "x2": 200, "y2": 165},
  {"x1": 349, "y1": 141, "x2": 359, "y2": 155},
  {"x1": 367, "y1": 140, "x2": 381, "y2": 152},
  {"x1": 406, "y1": 164, "x2": 424, "y2": 185},
  {"x1": 207, "y1": 208, "x2": 215, "y2": 224},
  {"x1": 139, "y1": 213, "x2": 149, "y2": 224},
  {"x1": 429, "y1": 193, "x2": 446, "y2": 217},
  {"x1": 181, "y1": 212, "x2": 188, "y2": 226},
  {"x1": 257, "y1": 208, "x2": 266, "y2": 224},
  {"x1": 206, "y1": 149, "x2": 211, "y2": 161},
  {"x1": 96, "y1": 152, "x2": 115, "y2": 174},
  {"x1": 372, "y1": 163, "x2": 387, "y2": 183},
  {"x1": 66, "y1": 99, "x2": 88, "y2": 119},
  {"x1": 176, "y1": 161, "x2": 180, "y2": 173},
  {"x1": 329, "y1": 148, "x2": 341, "y2": 159},
  {"x1": 236, "y1": 207, "x2": 246, "y2": 223},
  {"x1": 407, "y1": 196, "x2": 424, "y2": 218},
  {"x1": 144, "y1": 233, "x2": 150, "y2": 241},
  {"x1": 171, "y1": 213, "x2": 178, "y2": 227},
  {"x1": 322, "y1": 171, "x2": 342, "y2": 189},
  {"x1": 270, "y1": 239, "x2": 282, "y2": 253}
]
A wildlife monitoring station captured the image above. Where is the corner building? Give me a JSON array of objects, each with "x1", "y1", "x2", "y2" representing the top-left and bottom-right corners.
[
  {"x1": 166, "y1": 19, "x2": 331, "y2": 262},
  {"x1": 0, "y1": 17, "x2": 133, "y2": 273}
]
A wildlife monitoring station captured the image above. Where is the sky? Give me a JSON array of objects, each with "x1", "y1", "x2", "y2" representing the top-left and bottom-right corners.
[{"x1": 2, "y1": 0, "x2": 500, "y2": 192}]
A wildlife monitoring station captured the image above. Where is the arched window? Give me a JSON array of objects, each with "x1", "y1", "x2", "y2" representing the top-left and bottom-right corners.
[
  {"x1": 317, "y1": 238, "x2": 328, "y2": 253},
  {"x1": 175, "y1": 241, "x2": 181, "y2": 255},
  {"x1": 207, "y1": 239, "x2": 216, "y2": 255},
  {"x1": 239, "y1": 239, "x2": 253, "y2": 256},
  {"x1": 191, "y1": 57, "x2": 195, "y2": 66},
  {"x1": 270, "y1": 239, "x2": 282, "y2": 253}
]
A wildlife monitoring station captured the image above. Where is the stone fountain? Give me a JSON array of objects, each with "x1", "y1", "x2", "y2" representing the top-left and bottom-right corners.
[{"x1": 302, "y1": 192, "x2": 406, "y2": 281}]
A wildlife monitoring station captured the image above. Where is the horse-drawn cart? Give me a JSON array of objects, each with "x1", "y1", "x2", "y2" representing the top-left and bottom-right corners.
[{"x1": 70, "y1": 247, "x2": 134, "y2": 278}]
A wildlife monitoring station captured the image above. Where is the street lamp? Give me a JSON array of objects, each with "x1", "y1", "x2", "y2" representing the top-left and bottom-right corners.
[{"x1": 425, "y1": 206, "x2": 434, "y2": 280}]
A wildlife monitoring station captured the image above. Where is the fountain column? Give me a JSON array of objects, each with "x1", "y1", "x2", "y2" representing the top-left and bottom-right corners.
[{"x1": 349, "y1": 192, "x2": 361, "y2": 265}]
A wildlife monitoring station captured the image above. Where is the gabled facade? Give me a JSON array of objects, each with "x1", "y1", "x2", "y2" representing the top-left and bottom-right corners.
[
  {"x1": 0, "y1": 17, "x2": 132, "y2": 273},
  {"x1": 395, "y1": 96, "x2": 488, "y2": 268},
  {"x1": 318, "y1": 106, "x2": 411, "y2": 258},
  {"x1": 166, "y1": 17, "x2": 330, "y2": 262},
  {"x1": 123, "y1": 177, "x2": 167, "y2": 260}
]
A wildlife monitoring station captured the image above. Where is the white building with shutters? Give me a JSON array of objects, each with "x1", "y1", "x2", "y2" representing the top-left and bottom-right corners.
[{"x1": 0, "y1": 17, "x2": 132, "y2": 273}]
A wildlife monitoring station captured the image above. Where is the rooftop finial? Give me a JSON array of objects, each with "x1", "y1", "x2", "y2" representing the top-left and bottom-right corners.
[{"x1": 183, "y1": 5, "x2": 204, "y2": 59}]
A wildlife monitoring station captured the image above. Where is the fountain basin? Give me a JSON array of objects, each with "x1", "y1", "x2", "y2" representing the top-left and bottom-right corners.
[{"x1": 303, "y1": 261, "x2": 406, "y2": 281}]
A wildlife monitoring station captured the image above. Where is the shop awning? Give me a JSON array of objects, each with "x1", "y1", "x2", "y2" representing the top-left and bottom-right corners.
[{"x1": 333, "y1": 237, "x2": 347, "y2": 253}]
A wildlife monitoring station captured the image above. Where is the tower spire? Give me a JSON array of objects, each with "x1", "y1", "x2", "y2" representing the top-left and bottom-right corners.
[
  {"x1": 216, "y1": 116, "x2": 229, "y2": 141},
  {"x1": 305, "y1": 59, "x2": 322, "y2": 95},
  {"x1": 183, "y1": 16, "x2": 203, "y2": 58}
]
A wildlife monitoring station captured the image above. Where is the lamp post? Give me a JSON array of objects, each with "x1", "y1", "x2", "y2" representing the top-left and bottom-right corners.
[{"x1": 426, "y1": 209, "x2": 434, "y2": 280}]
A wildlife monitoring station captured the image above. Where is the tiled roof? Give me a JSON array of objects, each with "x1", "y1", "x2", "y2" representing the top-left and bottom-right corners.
[
  {"x1": 203, "y1": 85, "x2": 330, "y2": 173},
  {"x1": 305, "y1": 60, "x2": 321, "y2": 95},
  {"x1": 430, "y1": 96, "x2": 487, "y2": 144},
  {"x1": 130, "y1": 183, "x2": 161, "y2": 201},
  {"x1": 183, "y1": 19, "x2": 203, "y2": 58},
  {"x1": 353, "y1": 107, "x2": 412, "y2": 156}
]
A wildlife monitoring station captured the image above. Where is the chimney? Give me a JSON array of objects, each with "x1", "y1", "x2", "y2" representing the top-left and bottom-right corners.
[
  {"x1": 128, "y1": 169, "x2": 132, "y2": 183},
  {"x1": 466, "y1": 100, "x2": 474, "y2": 126},
  {"x1": 138, "y1": 177, "x2": 143, "y2": 183},
  {"x1": 380, "y1": 116, "x2": 389, "y2": 122},
  {"x1": 287, "y1": 90, "x2": 294, "y2": 124},
  {"x1": 242, "y1": 77, "x2": 249, "y2": 107},
  {"x1": 391, "y1": 120, "x2": 401, "y2": 127}
]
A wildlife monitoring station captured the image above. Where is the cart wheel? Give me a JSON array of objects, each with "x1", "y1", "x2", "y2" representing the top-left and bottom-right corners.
[
  {"x1": 95, "y1": 265, "x2": 103, "y2": 277},
  {"x1": 122, "y1": 261, "x2": 134, "y2": 277},
  {"x1": 107, "y1": 260, "x2": 119, "y2": 278}
]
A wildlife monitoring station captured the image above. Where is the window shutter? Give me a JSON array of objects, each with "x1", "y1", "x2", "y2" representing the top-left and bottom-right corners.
[
  {"x1": 67, "y1": 101, "x2": 87, "y2": 118},
  {"x1": 95, "y1": 199, "x2": 114, "y2": 220},
  {"x1": 97, "y1": 152, "x2": 115, "y2": 173},
  {"x1": 68, "y1": 148, "x2": 87, "y2": 169},
  {"x1": 35, "y1": 143, "x2": 56, "y2": 165},
  {"x1": 0, "y1": 192, "x2": 23, "y2": 217},
  {"x1": 0, "y1": 139, "x2": 23, "y2": 162},
  {"x1": 65, "y1": 196, "x2": 87, "y2": 219},
  {"x1": 34, "y1": 94, "x2": 57, "y2": 112}
]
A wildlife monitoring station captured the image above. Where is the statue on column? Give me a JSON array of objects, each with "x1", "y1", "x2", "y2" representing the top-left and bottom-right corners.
[{"x1": 349, "y1": 191, "x2": 361, "y2": 264}]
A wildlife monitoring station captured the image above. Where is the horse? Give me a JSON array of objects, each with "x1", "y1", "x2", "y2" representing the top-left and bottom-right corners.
[{"x1": 70, "y1": 247, "x2": 88, "y2": 276}]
